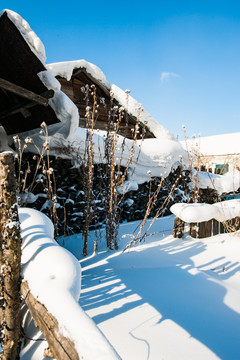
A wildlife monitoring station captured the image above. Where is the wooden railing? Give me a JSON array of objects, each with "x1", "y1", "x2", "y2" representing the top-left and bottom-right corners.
[{"x1": 173, "y1": 216, "x2": 240, "y2": 239}]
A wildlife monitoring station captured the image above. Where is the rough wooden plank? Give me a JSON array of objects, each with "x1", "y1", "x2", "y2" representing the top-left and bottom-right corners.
[
  {"x1": 0, "y1": 90, "x2": 54, "y2": 121},
  {"x1": 220, "y1": 222, "x2": 225, "y2": 233},
  {"x1": 212, "y1": 219, "x2": 219, "y2": 236},
  {"x1": 205, "y1": 220, "x2": 212, "y2": 237},
  {"x1": 21, "y1": 281, "x2": 80, "y2": 360},
  {"x1": 198, "y1": 221, "x2": 206, "y2": 238},
  {"x1": 0, "y1": 78, "x2": 49, "y2": 106}
]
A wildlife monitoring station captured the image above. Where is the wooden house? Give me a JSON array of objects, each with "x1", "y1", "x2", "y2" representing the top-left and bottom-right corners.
[
  {"x1": 0, "y1": 10, "x2": 77, "y2": 141},
  {"x1": 182, "y1": 133, "x2": 240, "y2": 174},
  {"x1": 47, "y1": 61, "x2": 158, "y2": 140}
]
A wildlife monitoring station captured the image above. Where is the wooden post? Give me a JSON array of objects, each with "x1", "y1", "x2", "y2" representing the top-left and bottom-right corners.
[
  {"x1": 212, "y1": 219, "x2": 219, "y2": 236},
  {"x1": 198, "y1": 221, "x2": 206, "y2": 238},
  {"x1": 173, "y1": 217, "x2": 185, "y2": 238},
  {"x1": 21, "y1": 281, "x2": 80, "y2": 360},
  {"x1": 220, "y1": 222, "x2": 225, "y2": 233},
  {"x1": 190, "y1": 223, "x2": 198, "y2": 238},
  {"x1": 0, "y1": 152, "x2": 21, "y2": 359},
  {"x1": 205, "y1": 220, "x2": 212, "y2": 237}
]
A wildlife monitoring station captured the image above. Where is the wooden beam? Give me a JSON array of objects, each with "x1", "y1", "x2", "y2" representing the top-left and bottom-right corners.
[
  {"x1": 0, "y1": 78, "x2": 53, "y2": 106},
  {"x1": 21, "y1": 281, "x2": 80, "y2": 360},
  {"x1": 73, "y1": 68, "x2": 110, "y2": 98},
  {"x1": 0, "y1": 90, "x2": 54, "y2": 121}
]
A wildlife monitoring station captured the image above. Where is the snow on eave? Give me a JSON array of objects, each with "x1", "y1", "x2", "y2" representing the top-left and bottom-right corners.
[
  {"x1": 46, "y1": 60, "x2": 175, "y2": 140},
  {"x1": 0, "y1": 9, "x2": 46, "y2": 64}
]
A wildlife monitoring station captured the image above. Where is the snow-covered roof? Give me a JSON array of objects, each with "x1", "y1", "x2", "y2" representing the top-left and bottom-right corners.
[
  {"x1": 182, "y1": 132, "x2": 240, "y2": 156},
  {"x1": 0, "y1": 9, "x2": 78, "y2": 140},
  {"x1": 47, "y1": 60, "x2": 175, "y2": 140}
]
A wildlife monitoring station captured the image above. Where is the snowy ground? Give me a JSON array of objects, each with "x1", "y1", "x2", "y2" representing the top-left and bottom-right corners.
[
  {"x1": 59, "y1": 215, "x2": 240, "y2": 360},
  {"x1": 19, "y1": 212, "x2": 240, "y2": 360}
]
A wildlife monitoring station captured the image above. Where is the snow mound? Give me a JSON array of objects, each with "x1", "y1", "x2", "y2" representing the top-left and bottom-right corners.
[
  {"x1": 171, "y1": 199, "x2": 240, "y2": 223},
  {"x1": 197, "y1": 170, "x2": 240, "y2": 194},
  {"x1": 19, "y1": 207, "x2": 120, "y2": 360}
]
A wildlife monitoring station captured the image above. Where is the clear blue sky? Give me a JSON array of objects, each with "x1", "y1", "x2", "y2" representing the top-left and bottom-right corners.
[{"x1": 2, "y1": 0, "x2": 240, "y2": 139}]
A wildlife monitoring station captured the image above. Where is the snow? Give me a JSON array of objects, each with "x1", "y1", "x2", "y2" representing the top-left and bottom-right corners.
[
  {"x1": 0, "y1": 9, "x2": 46, "y2": 64},
  {"x1": 46, "y1": 127, "x2": 187, "y2": 184},
  {"x1": 19, "y1": 208, "x2": 120, "y2": 360},
  {"x1": 18, "y1": 206, "x2": 240, "y2": 360},
  {"x1": 0, "y1": 10, "x2": 78, "y2": 142},
  {"x1": 182, "y1": 132, "x2": 240, "y2": 156},
  {"x1": 46, "y1": 60, "x2": 176, "y2": 140},
  {"x1": 38, "y1": 71, "x2": 79, "y2": 138},
  {"x1": 0, "y1": 126, "x2": 15, "y2": 152},
  {"x1": 197, "y1": 169, "x2": 240, "y2": 194},
  {"x1": 171, "y1": 199, "x2": 240, "y2": 223},
  {"x1": 58, "y1": 215, "x2": 240, "y2": 360}
]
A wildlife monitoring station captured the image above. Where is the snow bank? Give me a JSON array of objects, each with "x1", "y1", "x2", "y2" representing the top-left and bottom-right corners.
[
  {"x1": 171, "y1": 199, "x2": 240, "y2": 223},
  {"x1": 19, "y1": 208, "x2": 120, "y2": 360},
  {"x1": 197, "y1": 170, "x2": 240, "y2": 194},
  {"x1": 46, "y1": 127, "x2": 187, "y2": 184},
  {"x1": 46, "y1": 60, "x2": 175, "y2": 140}
]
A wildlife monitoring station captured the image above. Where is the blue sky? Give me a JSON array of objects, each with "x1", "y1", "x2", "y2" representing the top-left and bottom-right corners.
[{"x1": 2, "y1": 1, "x2": 240, "y2": 139}]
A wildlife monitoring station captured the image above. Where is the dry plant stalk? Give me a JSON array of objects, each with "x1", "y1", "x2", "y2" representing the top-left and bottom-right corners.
[
  {"x1": 182, "y1": 126, "x2": 201, "y2": 203},
  {"x1": 82, "y1": 85, "x2": 97, "y2": 256},
  {"x1": 125, "y1": 173, "x2": 182, "y2": 250},
  {"x1": 104, "y1": 91, "x2": 146, "y2": 250},
  {"x1": 14, "y1": 122, "x2": 58, "y2": 239}
]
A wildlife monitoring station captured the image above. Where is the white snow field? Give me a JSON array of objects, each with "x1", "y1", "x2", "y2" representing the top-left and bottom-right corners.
[{"x1": 56, "y1": 214, "x2": 240, "y2": 360}]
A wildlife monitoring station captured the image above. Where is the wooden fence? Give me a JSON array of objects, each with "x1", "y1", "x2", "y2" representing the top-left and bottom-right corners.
[{"x1": 173, "y1": 216, "x2": 240, "y2": 239}]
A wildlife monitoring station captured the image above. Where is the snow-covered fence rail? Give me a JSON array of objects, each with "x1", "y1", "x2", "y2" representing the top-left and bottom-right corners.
[
  {"x1": 171, "y1": 201, "x2": 240, "y2": 239},
  {"x1": 19, "y1": 207, "x2": 120, "y2": 360}
]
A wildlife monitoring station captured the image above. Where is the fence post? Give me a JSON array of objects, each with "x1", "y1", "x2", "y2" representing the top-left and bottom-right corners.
[
  {"x1": 173, "y1": 217, "x2": 185, "y2": 238},
  {"x1": 0, "y1": 152, "x2": 21, "y2": 359},
  {"x1": 190, "y1": 223, "x2": 198, "y2": 238}
]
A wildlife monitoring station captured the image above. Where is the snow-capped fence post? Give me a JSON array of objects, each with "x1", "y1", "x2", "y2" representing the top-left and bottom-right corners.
[{"x1": 0, "y1": 152, "x2": 22, "y2": 360}]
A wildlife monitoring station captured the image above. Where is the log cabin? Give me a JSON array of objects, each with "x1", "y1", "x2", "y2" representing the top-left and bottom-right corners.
[{"x1": 47, "y1": 60, "x2": 166, "y2": 140}]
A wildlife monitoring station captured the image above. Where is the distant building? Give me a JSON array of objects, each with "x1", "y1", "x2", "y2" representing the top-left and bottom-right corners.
[{"x1": 182, "y1": 133, "x2": 240, "y2": 174}]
